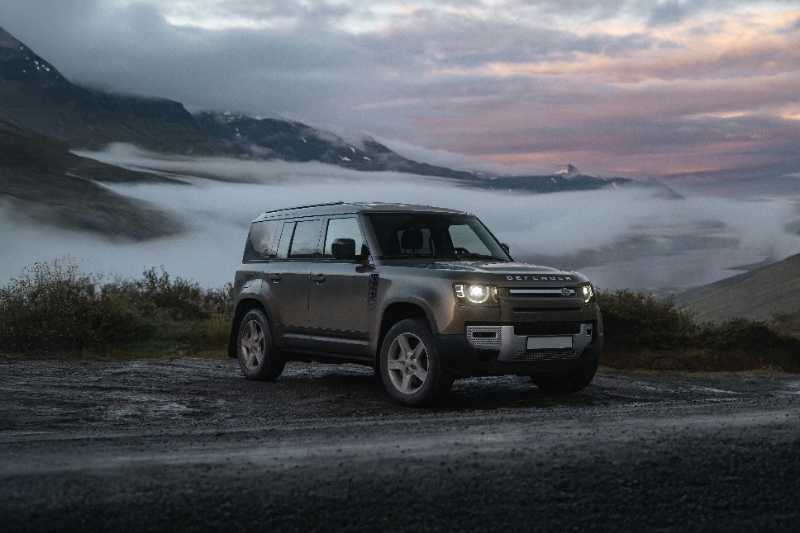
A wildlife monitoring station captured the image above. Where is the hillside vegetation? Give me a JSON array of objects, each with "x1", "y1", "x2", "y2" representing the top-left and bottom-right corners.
[
  {"x1": 599, "y1": 291, "x2": 800, "y2": 371},
  {"x1": 676, "y1": 252, "x2": 800, "y2": 323},
  {"x1": 2, "y1": 261, "x2": 798, "y2": 371}
]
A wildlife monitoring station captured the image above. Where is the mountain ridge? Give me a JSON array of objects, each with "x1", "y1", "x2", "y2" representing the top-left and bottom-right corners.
[{"x1": 0, "y1": 26, "x2": 648, "y2": 194}]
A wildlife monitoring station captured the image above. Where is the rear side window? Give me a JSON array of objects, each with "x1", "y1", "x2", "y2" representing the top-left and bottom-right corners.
[
  {"x1": 288, "y1": 219, "x2": 322, "y2": 258},
  {"x1": 276, "y1": 222, "x2": 294, "y2": 258},
  {"x1": 243, "y1": 220, "x2": 281, "y2": 261}
]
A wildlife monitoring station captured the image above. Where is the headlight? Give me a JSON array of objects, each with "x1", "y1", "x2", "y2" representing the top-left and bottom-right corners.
[
  {"x1": 580, "y1": 283, "x2": 595, "y2": 304},
  {"x1": 454, "y1": 283, "x2": 497, "y2": 304}
]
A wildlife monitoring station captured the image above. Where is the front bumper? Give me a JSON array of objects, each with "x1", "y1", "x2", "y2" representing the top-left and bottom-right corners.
[
  {"x1": 465, "y1": 323, "x2": 594, "y2": 362},
  {"x1": 435, "y1": 321, "x2": 602, "y2": 377}
]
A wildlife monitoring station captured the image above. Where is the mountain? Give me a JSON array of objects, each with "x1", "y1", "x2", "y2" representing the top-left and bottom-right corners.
[
  {"x1": 0, "y1": 26, "x2": 477, "y2": 179},
  {"x1": 193, "y1": 111, "x2": 476, "y2": 179},
  {"x1": 0, "y1": 118, "x2": 183, "y2": 239},
  {"x1": 0, "y1": 26, "x2": 647, "y2": 194},
  {"x1": 482, "y1": 171, "x2": 631, "y2": 193},
  {"x1": 676, "y1": 253, "x2": 800, "y2": 322},
  {"x1": 0, "y1": 27, "x2": 209, "y2": 153}
]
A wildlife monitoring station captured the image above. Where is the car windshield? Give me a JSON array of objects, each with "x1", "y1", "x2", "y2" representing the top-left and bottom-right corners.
[{"x1": 367, "y1": 213, "x2": 510, "y2": 261}]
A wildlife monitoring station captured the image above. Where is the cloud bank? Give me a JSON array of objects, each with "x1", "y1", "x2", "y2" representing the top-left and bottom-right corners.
[{"x1": 2, "y1": 150, "x2": 799, "y2": 290}]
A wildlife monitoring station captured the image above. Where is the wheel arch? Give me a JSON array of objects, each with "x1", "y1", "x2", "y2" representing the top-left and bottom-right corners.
[{"x1": 374, "y1": 300, "x2": 435, "y2": 365}]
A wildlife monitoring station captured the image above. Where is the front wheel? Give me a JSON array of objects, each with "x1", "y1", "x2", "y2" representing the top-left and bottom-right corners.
[
  {"x1": 236, "y1": 309, "x2": 285, "y2": 381},
  {"x1": 379, "y1": 318, "x2": 453, "y2": 407},
  {"x1": 530, "y1": 351, "x2": 598, "y2": 394}
]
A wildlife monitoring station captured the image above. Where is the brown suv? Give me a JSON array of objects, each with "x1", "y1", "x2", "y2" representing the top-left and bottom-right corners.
[{"x1": 229, "y1": 202, "x2": 603, "y2": 406}]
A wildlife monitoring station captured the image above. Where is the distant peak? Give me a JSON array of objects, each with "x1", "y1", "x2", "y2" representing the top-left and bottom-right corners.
[
  {"x1": 556, "y1": 163, "x2": 580, "y2": 177},
  {"x1": 0, "y1": 26, "x2": 22, "y2": 49},
  {"x1": 0, "y1": 27, "x2": 67, "y2": 84}
]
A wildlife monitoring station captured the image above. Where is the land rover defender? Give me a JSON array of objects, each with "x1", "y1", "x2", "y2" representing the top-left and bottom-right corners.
[{"x1": 229, "y1": 202, "x2": 603, "y2": 406}]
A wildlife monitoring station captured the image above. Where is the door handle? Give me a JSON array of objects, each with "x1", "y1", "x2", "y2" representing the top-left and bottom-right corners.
[
  {"x1": 269, "y1": 274, "x2": 282, "y2": 283},
  {"x1": 311, "y1": 273, "x2": 326, "y2": 284}
]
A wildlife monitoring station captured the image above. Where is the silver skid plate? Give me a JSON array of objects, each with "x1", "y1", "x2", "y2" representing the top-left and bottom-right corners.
[{"x1": 526, "y1": 336, "x2": 573, "y2": 351}]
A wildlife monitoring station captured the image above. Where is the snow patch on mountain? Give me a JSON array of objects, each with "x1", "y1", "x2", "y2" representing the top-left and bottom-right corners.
[{"x1": 556, "y1": 163, "x2": 580, "y2": 178}]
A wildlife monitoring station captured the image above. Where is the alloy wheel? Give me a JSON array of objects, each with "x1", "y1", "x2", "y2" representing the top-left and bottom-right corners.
[
  {"x1": 240, "y1": 319, "x2": 266, "y2": 369},
  {"x1": 386, "y1": 332, "x2": 429, "y2": 394}
]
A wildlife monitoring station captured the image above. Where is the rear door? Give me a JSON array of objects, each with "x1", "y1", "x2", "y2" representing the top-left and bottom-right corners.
[
  {"x1": 307, "y1": 216, "x2": 373, "y2": 355},
  {"x1": 267, "y1": 218, "x2": 323, "y2": 345}
]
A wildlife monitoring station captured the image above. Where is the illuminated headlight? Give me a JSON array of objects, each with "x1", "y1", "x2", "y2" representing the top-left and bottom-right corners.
[
  {"x1": 454, "y1": 283, "x2": 497, "y2": 304},
  {"x1": 580, "y1": 283, "x2": 595, "y2": 304}
]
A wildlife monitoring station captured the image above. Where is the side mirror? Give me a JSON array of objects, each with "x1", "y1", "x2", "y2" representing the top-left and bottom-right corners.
[
  {"x1": 331, "y1": 238, "x2": 356, "y2": 260},
  {"x1": 500, "y1": 243, "x2": 511, "y2": 255}
]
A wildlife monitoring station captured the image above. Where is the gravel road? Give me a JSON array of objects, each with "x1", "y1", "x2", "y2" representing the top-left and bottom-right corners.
[{"x1": 1, "y1": 358, "x2": 800, "y2": 532}]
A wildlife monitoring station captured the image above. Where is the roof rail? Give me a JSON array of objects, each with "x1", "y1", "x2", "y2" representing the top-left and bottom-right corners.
[{"x1": 259, "y1": 201, "x2": 345, "y2": 215}]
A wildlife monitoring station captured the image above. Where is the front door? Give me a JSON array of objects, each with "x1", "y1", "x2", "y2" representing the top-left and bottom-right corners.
[{"x1": 308, "y1": 216, "x2": 373, "y2": 355}]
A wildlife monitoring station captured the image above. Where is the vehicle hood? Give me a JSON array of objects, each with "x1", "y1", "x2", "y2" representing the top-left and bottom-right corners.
[{"x1": 384, "y1": 260, "x2": 588, "y2": 282}]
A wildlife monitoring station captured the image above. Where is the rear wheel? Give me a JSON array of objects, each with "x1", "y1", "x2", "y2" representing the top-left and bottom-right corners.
[
  {"x1": 530, "y1": 351, "x2": 598, "y2": 394},
  {"x1": 379, "y1": 318, "x2": 453, "y2": 406},
  {"x1": 236, "y1": 309, "x2": 285, "y2": 381}
]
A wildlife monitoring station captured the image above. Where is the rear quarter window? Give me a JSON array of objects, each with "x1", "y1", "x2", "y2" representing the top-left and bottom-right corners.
[{"x1": 243, "y1": 220, "x2": 282, "y2": 262}]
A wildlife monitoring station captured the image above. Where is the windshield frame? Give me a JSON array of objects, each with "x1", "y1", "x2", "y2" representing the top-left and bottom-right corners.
[{"x1": 364, "y1": 211, "x2": 512, "y2": 262}]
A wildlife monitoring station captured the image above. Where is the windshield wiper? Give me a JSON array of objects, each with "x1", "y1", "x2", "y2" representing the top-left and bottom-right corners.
[
  {"x1": 381, "y1": 254, "x2": 435, "y2": 259},
  {"x1": 444, "y1": 253, "x2": 504, "y2": 261}
]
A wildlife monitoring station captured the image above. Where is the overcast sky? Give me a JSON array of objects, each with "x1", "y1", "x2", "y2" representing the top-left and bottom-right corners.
[{"x1": 1, "y1": 0, "x2": 799, "y2": 177}]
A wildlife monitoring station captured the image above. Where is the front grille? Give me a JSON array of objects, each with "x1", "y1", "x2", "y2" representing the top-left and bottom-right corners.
[
  {"x1": 511, "y1": 349, "x2": 578, "y2": 361},
  {"x1": 507, "y1": 287, "x2": 577, "y2": 297},
  {"x1": 513, "y1": 321, "x2": 582, "y2": 336}
]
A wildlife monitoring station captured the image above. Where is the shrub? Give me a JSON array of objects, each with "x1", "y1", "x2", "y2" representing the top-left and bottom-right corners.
[
  {"x1": 0, "y1": 260, "x2": 152, "y2": 351},
  {"x1": 0, "y1": 260, "x2": 232, "y2": 354},
  {"x1": 598, "y1": 291, "x2": 697, "y2": 352}
]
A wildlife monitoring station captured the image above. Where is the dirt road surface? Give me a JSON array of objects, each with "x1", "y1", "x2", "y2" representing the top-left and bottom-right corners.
[{"x1": 1, "y1": 358, "x2": 800, "y2": 532}]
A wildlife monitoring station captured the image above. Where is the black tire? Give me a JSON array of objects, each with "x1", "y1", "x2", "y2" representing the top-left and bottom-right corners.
[
  {"x1": 236, "y1": 309, "x2": 285, "y2": 381},
  {"x1": 530, "y1": 351, "x2": 598, "y2": 394},
  {"x1": 379, "y1": 318, "x2": 453, "y2": 407}
]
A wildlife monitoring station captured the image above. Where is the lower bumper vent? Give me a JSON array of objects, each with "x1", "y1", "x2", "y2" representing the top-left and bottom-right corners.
[{"x1": 511, "y1": 349, "x2": 578, "y2": 362}]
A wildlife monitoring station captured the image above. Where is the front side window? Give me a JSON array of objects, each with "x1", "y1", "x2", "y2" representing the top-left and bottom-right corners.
[
  {"x1": 367, "y1": 213, "x2": 509, "y2": 261},
  {"x1": 323, "y1": 218, "x2": 368, "y2": 258},
  {"x1": 288, "y1": 219, "x2": 322, "y2": 258}
]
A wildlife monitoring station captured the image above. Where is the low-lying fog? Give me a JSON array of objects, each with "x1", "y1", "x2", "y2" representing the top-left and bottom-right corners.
[{"x1": 2, "y1": 144, "x2": 800, "y2": 291}]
